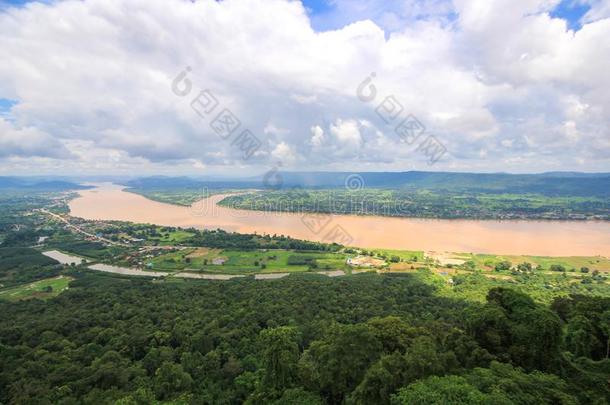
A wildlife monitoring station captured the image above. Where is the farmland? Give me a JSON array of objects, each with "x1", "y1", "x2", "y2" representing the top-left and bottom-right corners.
[
  {"x1": 0, "y1": 275, "x2": 72, "y2": 301},
  {"x1": 142, "y1": 248, "x2": 356, "y2": 274}
]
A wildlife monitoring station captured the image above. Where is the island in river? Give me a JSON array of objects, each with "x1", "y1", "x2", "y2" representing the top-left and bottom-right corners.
[{"x1": 68, "y1": 184, "x2": 610, "y2": 257}]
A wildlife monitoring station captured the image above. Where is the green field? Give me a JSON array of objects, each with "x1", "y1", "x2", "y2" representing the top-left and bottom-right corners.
[
  {"x1": 148, "y1": 229, "x2": 195, "y2": 243},
  {"x1": 468, "y1": 253, "x2": 610, "y2": 272},
  {"x1": 0, "y1": 276, "x2": 73, "y2": 301},
  {"x1": 365, "y1": 248, "x2": 424, "y2": 262},
  {"x1": 125, "y1": 188, "x2": 229, "y2": 206},
  {"x1": 146, "y1": 248, "x2": 351, "y2": 274}
]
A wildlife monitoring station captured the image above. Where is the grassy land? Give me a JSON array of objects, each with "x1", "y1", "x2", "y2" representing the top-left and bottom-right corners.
[
  {"x1": 146, "y1": 248, "x2": 353, "y2": 274},
  {"x1": 395, "y1": 252, "x2": 610, "y2": 304},
  {"x1": 125, "y1": 188, "x2": 229, "y2": 206},
  {"x1": 147, "y1": 229, "x2": 195, "y2": 243},
  {"x1": 0, "y1": 275, "x2": 73, "y2": 301},
  {"x1": 365, "y1": 248, "x2": 424, "y2": 262},
  {"x1": 467, "y1": 253, "x2": 610, "y2": 272}
]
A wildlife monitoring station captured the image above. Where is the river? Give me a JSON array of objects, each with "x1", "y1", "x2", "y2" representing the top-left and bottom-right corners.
[{"x1": 68, "y1": 184, "x2": 610, "y2": 257}]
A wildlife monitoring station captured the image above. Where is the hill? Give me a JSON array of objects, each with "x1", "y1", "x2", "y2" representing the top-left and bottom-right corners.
[
  {"x1": 123, "y1": 171, "x2": 610, "y2": 197},
  {"x1": 0, "y1": 177, "x2": 89, "y2": 191}
]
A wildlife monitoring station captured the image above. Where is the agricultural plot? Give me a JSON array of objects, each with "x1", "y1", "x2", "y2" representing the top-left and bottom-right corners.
[
  {"x1": 469, "y1": 253, "x2": 610, "y2": 273},
  {"x1": 146, "y1": 248, "x2": 350, "y2": 274},
  {"x1": 0, "y1": 276, "x2": 73, "y2": 301},
  {"x1": 148, "y1": 229, "x2": 195, "y2": 243},
  {"x1": 367, "y1": 248, "x2": 423, "y2": 262}
]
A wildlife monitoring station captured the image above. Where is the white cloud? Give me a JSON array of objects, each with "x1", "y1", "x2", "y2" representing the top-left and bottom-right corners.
[
  {"x1": 330, "y1": 118, "x2": 362, "y2": 148},
  {"x1": 0, "y1": 118, "x2": 72, "y2": 159},
  {"x1": 310, "y1": 125, "x2": 325, "y2": 147},
  {"x1": 0, "y1": 0, "x2": 608, "y2": 174},
  {"x1": 271, "y1": 141, "x2": 296, "y2": 163}
]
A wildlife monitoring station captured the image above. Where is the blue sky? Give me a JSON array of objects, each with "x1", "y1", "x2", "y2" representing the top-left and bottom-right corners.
[
  {"x1": 301, "y1": 0, "x2": 591, "y2": 31},
  {"x1": 550, "y1": 0, "x2": 591, "y2": 30},
  {"x1": 0, "y1": 0, "x2": 34, "y2": 7},
  {"x1": 0, "y1": 98, "x2": 16, "y2": 120},
  {"x1": 0, "y1": 0, "x2": 594, "y2": 32}
]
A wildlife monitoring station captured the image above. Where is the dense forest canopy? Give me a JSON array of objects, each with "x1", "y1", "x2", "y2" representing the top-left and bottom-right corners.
[{"x1": 1, "y1": 272, "x2": 608, "y2": 404}]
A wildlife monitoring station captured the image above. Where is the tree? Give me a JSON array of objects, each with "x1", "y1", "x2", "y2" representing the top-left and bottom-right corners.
[
  {"x1": 272, "y1": 388, "x2": 323, "y2": 405},
  {"x1": 391, "y1": 375, "x2": 492, "y2": 405},
  {"x1": 601, "y1": 310, "x2": 610, "y2": 359},
  {"x1": 259, "y1": 326, "x2": 300, "y2": 392},
  {"x1": 565, "y1": 315, "x2": 598, "y2": 358},
  {"x1": 154, "y1": 362, "x2": 193, "y2": 400},
  {"x1": 550, "y1": 264, "x2": 566, "y2": 272},
  {"x1": 299, "y1": 324, "x2": 382, "y2": 403},
  {"x1": 494, "y1": 261, "x2": 512, "y2": 272},
  {"x1": 115, "y1": 387, "x2": 156, "y2": 405},
  {"x1": 466, "y1": 362, "x2": 577, "y2": 404},
  {"x1": 367, "y1": 316, "x2": 418, "y2": 354},
  {"x1": 350, "y1": 333, "x2": 459, "y2": 405},
  {"x1": 393, "y1": 362, "x2": 578, "y2": 405},
  {"x1": 468, "y1": 288, "x2": 562, "y2": 371},
  {"x1": 349, "y1": 352, "x2": 409, "y2": 404}
]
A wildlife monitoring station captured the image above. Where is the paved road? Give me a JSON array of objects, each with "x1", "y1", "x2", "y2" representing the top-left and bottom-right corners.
[{"x1": 38, "y1": 209, "x2": 127, "y2": 246}]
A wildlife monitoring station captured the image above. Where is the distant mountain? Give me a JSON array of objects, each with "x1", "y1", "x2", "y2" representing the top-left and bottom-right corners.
[
  {"x1": 124, "y1": 171, "x2": 610, "y2": 198},
  {"x1": 0, "y1": 177, "x2": 90, "y2": 191},
  {"x1": 122, "y1": 176, "x2": 259, "y2": 190},
  {"x1": 266, "y1": 171, "x2": 610, "y2": 197}
]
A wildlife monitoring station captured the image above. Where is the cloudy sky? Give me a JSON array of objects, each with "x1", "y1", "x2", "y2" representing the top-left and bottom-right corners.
[{"x1": 0, "y1": 0, "x2": 609, "y2": 176}]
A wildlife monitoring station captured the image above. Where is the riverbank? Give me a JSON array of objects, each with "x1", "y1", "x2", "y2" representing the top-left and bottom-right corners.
[{"x1": 68, "y1": 184, "x2": 610, "y2": 256}]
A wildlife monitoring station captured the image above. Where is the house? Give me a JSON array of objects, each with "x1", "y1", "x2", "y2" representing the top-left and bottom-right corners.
[{"x1": 346, "y1": 255, "x2": 386, "y2": 268}]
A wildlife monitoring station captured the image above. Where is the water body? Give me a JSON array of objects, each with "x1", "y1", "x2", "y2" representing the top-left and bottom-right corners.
[
  {"x1": 68, "y1": 184, "x2": 610, "y2": 257},
  {"x1": 43, "y1": 250, "x2": 88, "y2": 265},
  {"x1": 88, "y1": 264, "x2": 245, "y2": 280},
  {"x1": 88, "y1": 263, "x2": 168, "y2": 277}
]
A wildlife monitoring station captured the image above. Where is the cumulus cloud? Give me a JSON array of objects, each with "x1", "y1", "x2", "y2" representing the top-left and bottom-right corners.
[
  {"x1": 0, "y1": 118, "x2": 72, "y2": 159},
  {"x1": 330, "y1": 119, "x2": 362, "y2": 149},
  {"x1": 0, "y1": 0, "x2": 608, "y2": 174},
  {"x1": 271, "y1": 141, "x2": 297, "y2": 163},
  {"x1": 310, "y1": 125, "x2": 325, "y2": 147}
]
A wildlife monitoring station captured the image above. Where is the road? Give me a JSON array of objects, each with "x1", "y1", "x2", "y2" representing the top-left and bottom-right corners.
[{"x1": 38, "y1": 209, "x2": 127, "y2": 247}]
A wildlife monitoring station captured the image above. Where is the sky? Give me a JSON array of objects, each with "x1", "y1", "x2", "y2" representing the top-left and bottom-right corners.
[{"x1": 0, "y1": 0, "x2": 610, "y2": 176}]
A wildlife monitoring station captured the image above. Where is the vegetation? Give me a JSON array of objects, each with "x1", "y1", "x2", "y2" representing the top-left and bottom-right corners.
[
  {"x1": 123, "y1": 172, "x2": 610, "y2": 219},
  {"x1": 125, "y1": 188, "x2": 225, "y2": 206},
  {"x1": 0, "y1": 273, "x2": 608, "y2": 404},
  {"x1": 122, "y1": 176, "x2": 254, "y2": 206},
  {"x1": 0, "y1": 275, "x2": 72, "y2": 301},
  {"x1": 0, "y1": 183, "x2": 608, "y2": 404},
  {"x1": 148, "y1": 248, "x2": 349, "y2": 274},
  {"x1": 123, "y1": 171, "x2": 610, "y2": 198},
  {"x1": 220, "y1": 189, "x2": 610, "y2": 220},
  {"x1": 0, "y1": 247, "x2": 61, "y2": 287}
]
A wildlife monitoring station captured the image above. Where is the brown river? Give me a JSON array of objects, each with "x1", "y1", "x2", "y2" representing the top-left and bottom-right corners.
[{"x1": 68, "y1": 184, "x2": 610, "y2": 257}]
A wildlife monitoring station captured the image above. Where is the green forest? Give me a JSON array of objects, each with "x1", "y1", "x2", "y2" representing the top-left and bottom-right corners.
[
  {"x1": 1, "y1": 271, "x2": 609, "y2": 404},
  {"x1": 219, "y1": 189, "x2": 610, "y2": 220},
  {"x1": 0, "y1": 186, "x2": 609, "y2": 404}
]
